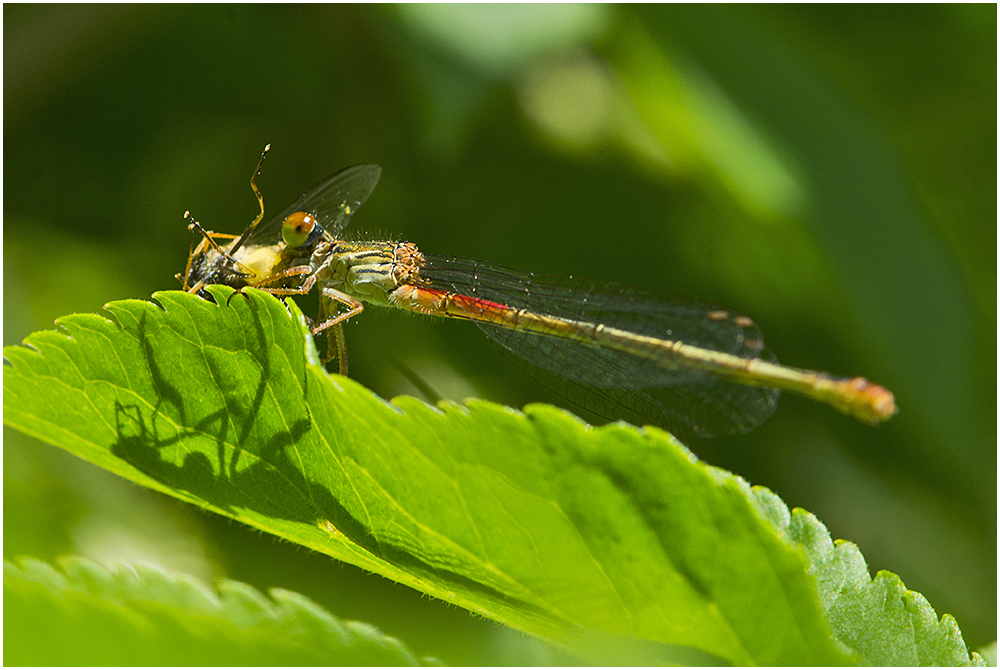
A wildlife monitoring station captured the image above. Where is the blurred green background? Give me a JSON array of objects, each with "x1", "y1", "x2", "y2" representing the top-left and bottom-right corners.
[{"x1": 4, "y1": 5, "x2": 995, "y2": 663}]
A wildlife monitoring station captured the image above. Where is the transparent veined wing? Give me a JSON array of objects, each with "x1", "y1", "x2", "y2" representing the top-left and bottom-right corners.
[
  {"x1": 415, "y1": 254, "x2": 780, "y2": 437},
  {"x1": 241, "y1": 163, "x2": 382, "y2": 249}
]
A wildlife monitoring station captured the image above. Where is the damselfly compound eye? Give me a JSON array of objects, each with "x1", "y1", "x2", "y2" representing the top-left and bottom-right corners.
[{"x1": 282, "y1": 212, "x2": 318, "y2": 248}]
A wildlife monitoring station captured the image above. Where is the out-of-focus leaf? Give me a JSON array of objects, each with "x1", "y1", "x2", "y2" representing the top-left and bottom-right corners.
[{"x1": 4, "y1": 556, "x2": 428, "y2": 666}]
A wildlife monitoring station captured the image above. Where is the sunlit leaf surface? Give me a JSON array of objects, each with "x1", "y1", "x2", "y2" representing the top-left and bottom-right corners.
[{"x1": 4, "y1": 288, "x2": 983, "y2": 665}]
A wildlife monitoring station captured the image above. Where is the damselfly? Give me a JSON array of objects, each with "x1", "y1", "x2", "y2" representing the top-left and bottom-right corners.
[{"x1": 179, "y1": 147, "x2": 898, "y2": 437}]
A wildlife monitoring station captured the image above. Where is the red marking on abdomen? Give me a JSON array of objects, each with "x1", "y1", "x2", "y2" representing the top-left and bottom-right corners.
[{"x1": 394, "y1": 285, "x2": 512, "y2": 319}]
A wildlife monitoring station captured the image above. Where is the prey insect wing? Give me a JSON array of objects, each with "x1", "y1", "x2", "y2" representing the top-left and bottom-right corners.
[
  {"x1": 180, "y1": 153, "x2": 381, "y2": 294},
  {"x1": 242, "y1": 163, "x2": 382, "y2": 250}
]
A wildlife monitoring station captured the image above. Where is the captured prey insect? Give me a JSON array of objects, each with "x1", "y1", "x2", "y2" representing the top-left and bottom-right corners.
[{"x1": 179, "y1": 147, "x2": 898, "y2": 438}]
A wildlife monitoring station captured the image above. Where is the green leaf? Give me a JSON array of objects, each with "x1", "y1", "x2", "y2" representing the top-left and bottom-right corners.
[
  {"x1": 4, "y1": 556, "x2": 430, "y2": 666},
  {"x1": 2, "y1": 288, "x2": 983, "y2": 665},
  {"x1": 774, "y1": 499, "x2": 987, "y2": 667}
]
